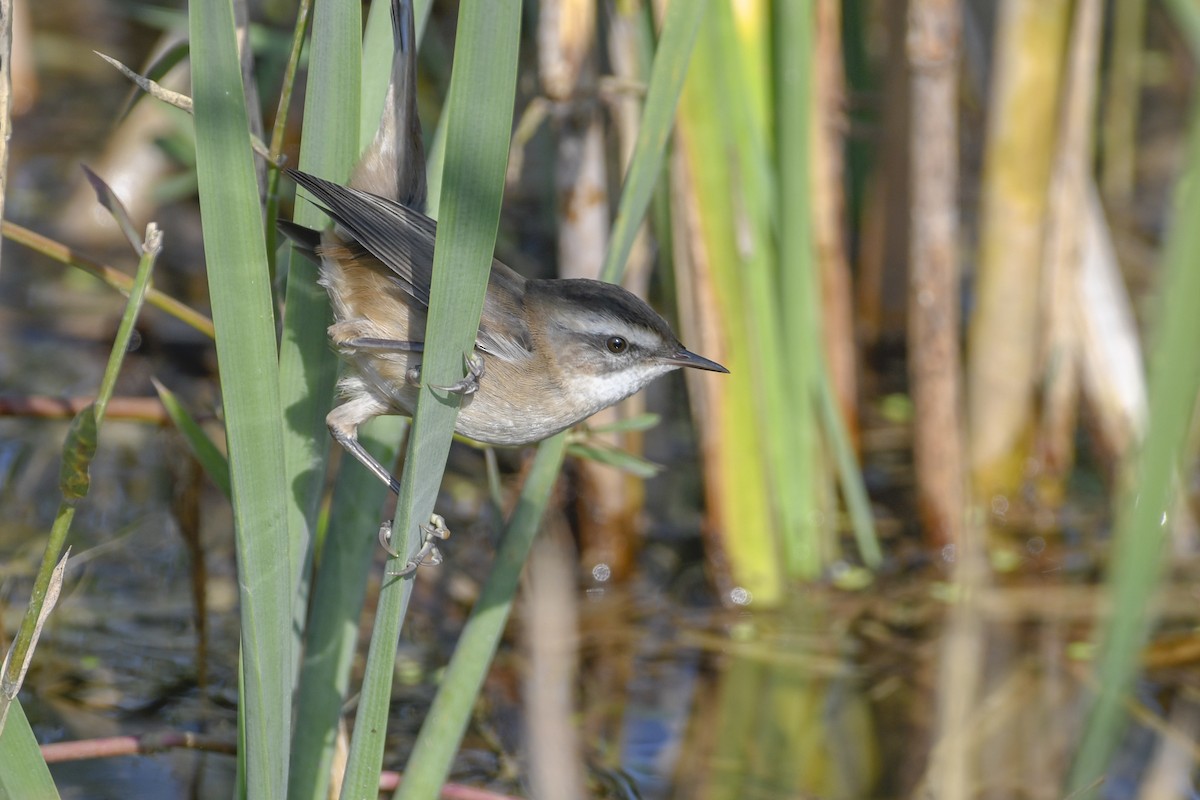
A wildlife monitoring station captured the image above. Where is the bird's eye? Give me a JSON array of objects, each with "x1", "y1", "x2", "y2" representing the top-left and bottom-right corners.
[{"x1": 605, "y1": 336, "x2": 628, "y2": 354}]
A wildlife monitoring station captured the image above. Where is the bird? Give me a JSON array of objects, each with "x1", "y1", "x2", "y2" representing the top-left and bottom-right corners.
[
  {"x1": 279, "y1": 0, "x2": 727, "y2": 570},
  {"x1": 283, "y1": 168, "x2": 728, "y2": 483}
]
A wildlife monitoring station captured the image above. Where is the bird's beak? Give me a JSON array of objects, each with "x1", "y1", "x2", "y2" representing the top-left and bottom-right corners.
[{"x1": 662, "y1": 348, "x2": 730, "y2": 374}]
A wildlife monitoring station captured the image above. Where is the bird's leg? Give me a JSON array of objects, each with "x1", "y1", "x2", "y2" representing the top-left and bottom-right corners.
[
  {"x1": 340, "y1": 337, "x2": 425, "y2": 353},
  {"x1": 327, "y1": 398, "x2": 401, "y2": 495},
  {"x1": 327, "y1": 403, "x2": 450, "y2": 568},
  {"x1": 337, "y1": 336, "x2": 426, "y2": 387},
  {"x1": 430, "y1": 352, "x2": 485, "y2": 395},
  {"x1": 384, "y1": 514, "x2": 451, "y2": 576}
]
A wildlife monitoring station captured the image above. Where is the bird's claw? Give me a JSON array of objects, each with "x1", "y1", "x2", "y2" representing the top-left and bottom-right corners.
[
  {"x1": 378, "y1": 519, "x2": 401, "y2": 557},
  {"x1": 431, "y1": 352, "x2": 485, "y2": 395},
  {"x1": 388, "y1": 513, "x2": 452, "y2": 577}
]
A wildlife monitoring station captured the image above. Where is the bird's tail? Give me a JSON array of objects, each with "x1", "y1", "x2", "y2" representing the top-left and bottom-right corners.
[{"x1": 349, "y1": 0, "x2": 427, "y2": 211}]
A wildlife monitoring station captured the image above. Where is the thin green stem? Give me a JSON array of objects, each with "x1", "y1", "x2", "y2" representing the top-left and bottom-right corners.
[
  {"x1": 264, "y1": 0, "x2": 313, "y2": 281},
  {"x1": 600, "y1": 0, "x2": 709, "y2": 284},
  {"x1": 394, "y1": 434, "x2": 568, "y2": 799},
  {"x1": 1067, "y1": 91, "x2": 1200, "y2": 797},
  {"x1": 0, "y1": 225, "x2": 161, "y2": 724}
]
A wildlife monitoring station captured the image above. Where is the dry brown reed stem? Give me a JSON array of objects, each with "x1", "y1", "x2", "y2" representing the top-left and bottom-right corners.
[
  {"x1": 0, "y1": 0, "x2": 12, "y2": 275},
  {"x1": 605, "y1": 7, "x2": 655, "y2": 300},
  {"x1": 40, "y1": 732, "x2": 237, "y2": 762},
  {"x1": 522, "y1": 521, "x2": 585, "y2": 800},
  {"x1": 525, "y1": 1, "x2": 593, "y2": 794},
  {"x1": 812, "y1": 0, "x2": 858, "y2": 439},
  {"x1": 3, "y1": 220, "x2": 215, "y2": 338},
  {"x1": 1035, "y1": 0, "x2": 1103, "y2": 500},
  {"x1": 167, "y1": 452, "x2": 209, "y2": 689},
  {"x1": 9, "y1": 0, "x2": 35, "y2": 115},
  {"x1": 923, "y1": 516, "x2": 989, "y2": 799},
  {"x1": 967, "y1": 0, "x2": 1071, "y2": 513},
  {"x1": 907, "y1": 0, "x2": 965, "y2": 548},
  {"x1": 42, "y1": 734, "x2": 523, "y2": 799},
  {"x1": 669, "y1": 151, "x2": 738, "y2": 595},
  {"x1": 855, "y1": 0, "x2": 911, "y2": 351},
  {"x1": 596, "y1": 0, "x2": 658, "y2": 573},
  {"x1": 0, "y1": 395, "x2": 169, "y2": 423},
  {"x1": 541, "y1": 0, "x2": 644, "y2": 579},
  {"x1": 537, "y1": 0, "x2": 594, "y2": 101},
  {"x1": 972, "y1": 583, "x2": 1200, "y2": 623}
]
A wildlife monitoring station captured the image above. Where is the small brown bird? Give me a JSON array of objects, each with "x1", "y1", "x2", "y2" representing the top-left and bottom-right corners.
[{"x1": 281, "y1": 0, "x2": 727, "y2": 504}]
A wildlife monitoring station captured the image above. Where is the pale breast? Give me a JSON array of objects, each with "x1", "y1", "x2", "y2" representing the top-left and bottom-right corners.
[{"x1": 453, "y1": 356, "x2": 593, "y2": 446}]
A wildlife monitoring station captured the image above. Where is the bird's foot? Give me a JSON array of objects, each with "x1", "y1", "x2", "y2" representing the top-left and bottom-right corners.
[
  {"x1": 385, "y1": 514, "x2": 451, "y2": 577},
  {"x1": 431, "y1": 352, "x2": 485, "y2": 396}
]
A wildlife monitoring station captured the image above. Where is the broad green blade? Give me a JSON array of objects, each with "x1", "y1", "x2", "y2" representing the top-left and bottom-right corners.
[
  {"x1": 0, "y1": 700, "x2": 59, "y2": 799},
  {"x1": 289, "y1": 417, "x2": 406, "y2": 800},
  {"x1": 189, "y1": 0, "x2": 291, "y2": 793},
  {"x1": 283, "y1": 2, "x2": 364, "y2": 796},
  {"x1": 338, "y1": 3, "x2": 523, "y2": 797},
  {"x1": 279, "y1": 0, "x2": 361, "y2": 683},
  {"x1": 291, "y1": 4, "x2": 431, "y2": 796}
]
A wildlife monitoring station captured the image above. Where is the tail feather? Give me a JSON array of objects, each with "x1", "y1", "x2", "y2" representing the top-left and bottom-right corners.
[{"x1": 350, "y1": 0, "x2": 426, "y2": 209}]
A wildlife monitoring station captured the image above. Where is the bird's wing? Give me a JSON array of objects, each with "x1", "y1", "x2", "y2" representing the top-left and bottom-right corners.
[
  {"x1": 476, "y1": 266, "x2": 535, "y2": 363},
  {"x1": 276, "y1": 218, "x2": 322, "y2": 259},
  {"x1": 288, "y1": 168, "x2": 435, "y2": 308},
  {"x1": 287, "y1": 169, "x2": 535, "y2": 364}
]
